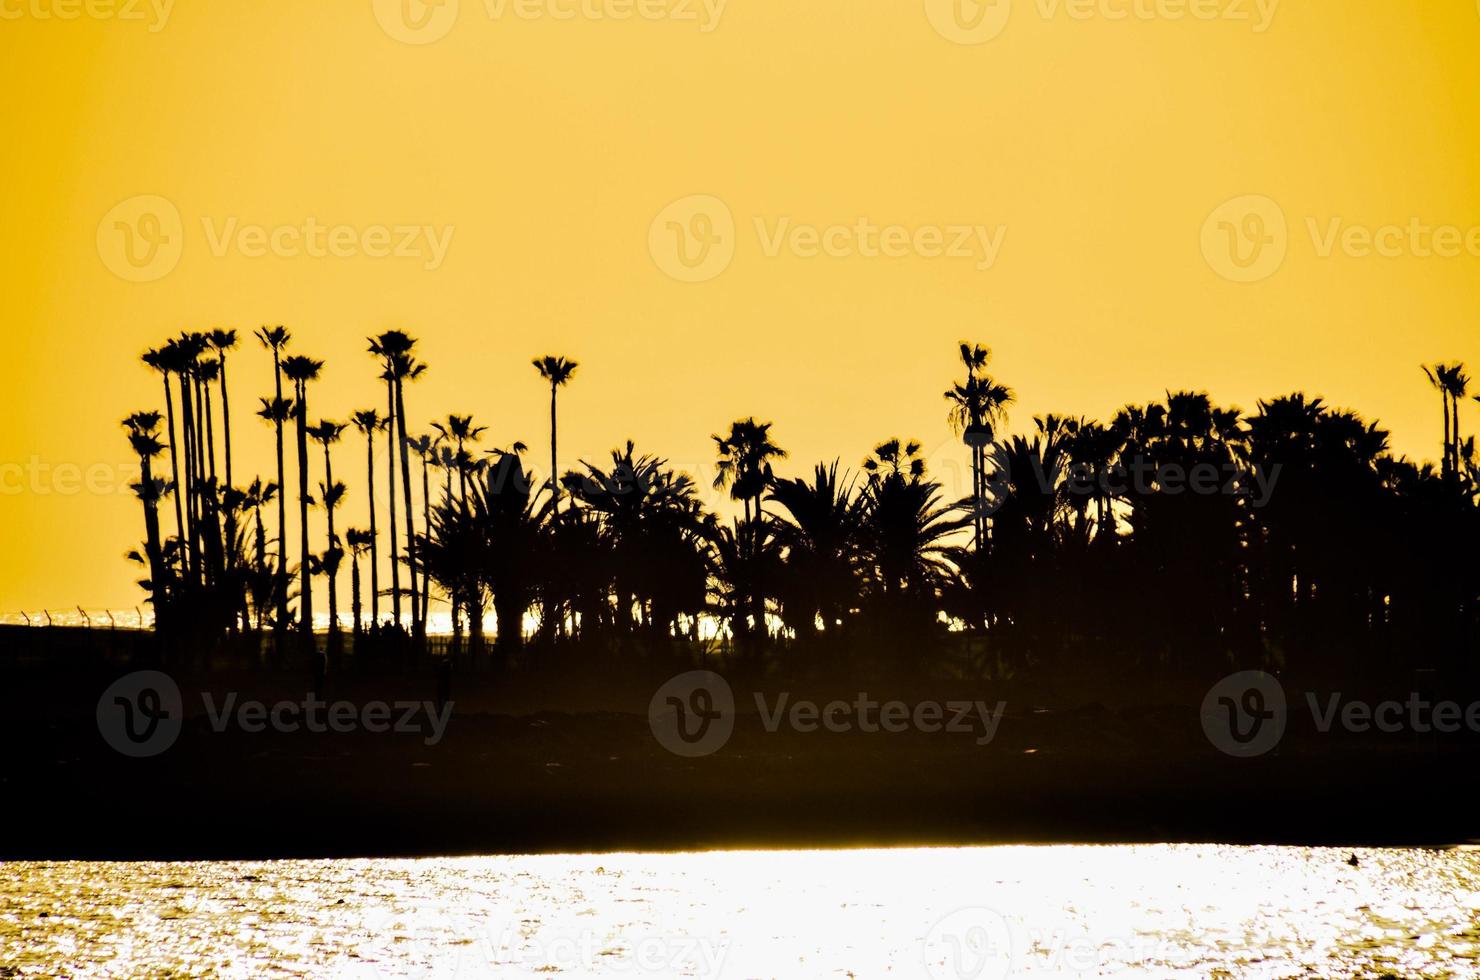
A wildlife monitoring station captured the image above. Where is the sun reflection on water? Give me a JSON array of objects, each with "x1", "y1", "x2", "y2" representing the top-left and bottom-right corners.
[{"x1": 3, "y1": 845, "x2": 1479, "y2": 977}]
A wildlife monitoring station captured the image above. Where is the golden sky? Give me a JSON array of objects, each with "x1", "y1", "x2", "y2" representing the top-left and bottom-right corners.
[{"x1": 2, "y1": 0, "x2": 1479, "y2": 613}]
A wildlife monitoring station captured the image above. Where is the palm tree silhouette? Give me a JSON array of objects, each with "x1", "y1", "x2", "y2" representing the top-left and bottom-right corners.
[
  {"x1": 240, "y1": 477, "x2": 279, "y2": 630},
  {"x1": 255, "y1": 325, "x2": 292, "y2": 630},
  {"x1": 209, "y1": 329, "x2": 238, "y2": 488},
  {"x1": 369, "y1": 331, "x2": 425, "y2": 637},
  {"x1": 123, "y1": 411, "x2": 171, "y2": 619},
  {"x1": 431, "y1": 414, "x2": 487, "y2": 506},
  {"x1": 1444, "y1": 364, "x2": 1470, "y2": 478},
  {"x1": 712, "y1": 418, "x2": 786, "y2": 638},
  {"x1": 857, "y1": 439, "x2": 970, "y2": 650},
  {"x1": 408, "y1": 432, "x2": 438, "y2": 632},
  {"x1": 141, "y1": 345, "x2": 187, "y2": 569},
  {"x1": 351, "y1": 409, "x2": 387, "y2": 630},
  {"x1": 198, "y1": 356, "x2": 221, "y2": 484},
  {"x1": 346, "y1": 527, "x2": 373, "y2": 639},
  {"x1": 168, "y1": 336, "x2": 203, "y2": 578},
  {"x1": 945, "y1": 342, "x2": 1013, "y2": 551},
  {"x1": 533, "y1": 356, "x2": 579, "y2": 511},
  {"x1": 281, "y1": 354, "x2": 323, "y2": 634},
  {"x1": 309, "y1": 419, "x2": 347, "y2": 643},
  {"x1": 769, "y1": 461, "x2": 862, "y2": 637},
  {"x1": 1424, "y1": 363, "x2": 1469, "y2": 478}
]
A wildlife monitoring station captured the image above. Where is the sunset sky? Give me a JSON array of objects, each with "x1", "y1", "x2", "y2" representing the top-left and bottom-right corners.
[{"x1": 2, "y1": 0, "x2": 1478, "y2": 613}]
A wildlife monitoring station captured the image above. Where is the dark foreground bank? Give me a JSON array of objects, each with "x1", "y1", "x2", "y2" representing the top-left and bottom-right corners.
[{"x1": 4, "y1": 626, "x2": 1479, "y2": 859}]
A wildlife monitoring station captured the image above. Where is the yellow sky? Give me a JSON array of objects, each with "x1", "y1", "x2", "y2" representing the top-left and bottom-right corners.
[{"x1": 2, "y1": 0, "x2": 1479, "y2": 612}]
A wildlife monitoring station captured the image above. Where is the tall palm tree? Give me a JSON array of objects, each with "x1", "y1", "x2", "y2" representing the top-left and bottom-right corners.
[
  {"x1": 1424, "y1": 363, "x2": 1468, "y2": 478},
  {"x1": 431, "y1": 414, "x2": 487, "y2": 505},
  {"x1": 945, "y1": 342, "x2": 1013, "y2": 551},
  {"x1": 198, "y1": 356, "x2": 221, "y2": 484},
  {"x1": 141, "y1": 346, "x2": 186, "y2": 567},
  {"x1": 281, "y1": 354, "x2": 323, "y2": 634},
  {"x1": 209, "y1": 329, "x2": 238, "y2": 488},
  {"x1": 713, "y1": 418, "x2": 787, "y2": 531},
  {"x1": 712, "y1": 418, "x2": 787, "y2": 637},
  {"x1": 123, "y1": 411, "x2": 171, "y2": 618},
  {"x1": 256, "y1": 325, "x2": 292, "y2": 628},
  {"x1": 408, "y1": 433, "x2": 439, "y2": 632},
  {"x1": 1443, "y1": 364, "x2": 1470, "y2": 479},
  {"x1": 240, "y1": 477, "x2": 279, "y2": 630},
  {"x1": 170, "y1": 335, "x2": 203, "y2": 579},
  {"x1": 309, "y1": 419, "x2": 347, "y2": 642},
  {"x1": 346, "y1": 528, "x2": 373, "y2": 640},
  {"x1": 351, "y1": 409, "x2": 386, "y2": 630},
  {"x1": 533, "y1": 355, "x2": 579, "y2": 511},
  {"x1": 369, "y1": 331, "x2": 425, "y2": 636}
]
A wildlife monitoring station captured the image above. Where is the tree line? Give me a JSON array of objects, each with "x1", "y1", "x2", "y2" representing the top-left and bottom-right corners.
[{"x1": 122, "y1": 335, "x2": 1480, "y2": 681}]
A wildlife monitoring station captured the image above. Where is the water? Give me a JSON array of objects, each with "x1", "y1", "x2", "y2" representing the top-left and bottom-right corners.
[{"x1": 3, "y1": 845, "x2": 1479, "y2": 978}]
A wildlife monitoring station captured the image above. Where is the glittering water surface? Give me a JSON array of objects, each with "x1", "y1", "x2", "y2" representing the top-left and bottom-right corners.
[{"x1": 4, "y1": 846, "x2": 1480, "y2": 978}]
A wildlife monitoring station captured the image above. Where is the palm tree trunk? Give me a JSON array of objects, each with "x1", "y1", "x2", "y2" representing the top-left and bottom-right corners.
[
  {"x1": 191, "y1": 374, "x2": 222, "y2": 588},
  {"x1": 161, "y1": 377, "x2": 185, "y2": 568},
  {"x1": 203, "y1": 381, "x2": 217, "y2": 485},
  {"x1": 254, "y1": 503, "x2": 268, "y2": 629},
  {"x1": 1442, "y1": 390, "x2": 1453, "y2": 477},
  {"x1": 138, "y1": 456, "x2": 167, "y2": 623},
  {"x1": 395, "y1": 378, "x2": 422, "y2": 639},
  {"x1": 456, "y1": 437, "x2": 467, "y2": 507},
  {"x1": 420, "y1": 451, "x2": 431, "y2": 631},
  {"x1": 351, "y1": 550, "x2": 363, "y2": 641},
  {"x1": 295, "y1": 385, "x2": 313, "y2": 634},
  {"x1": 176, "y1": 372, "x2": 198, "y2": 581},
  {"x1": 324, "y1": 441, "x2": 339, "y2": 640},
  {"x1": 971, "y1": 443, "x2": 982, "y2": 551},
  {"x1": 549, "y1": 382, "x2": 559, "y2": 511},
  {"x1": 549, "y1": 382, "x2": 563, "y2": 638},
  {"x1": 218, "y1": 353, "x2": 233, "y2": 488},
  {"x1": 1452, "y1": 395, "x2": 1463, "y2": 475},
  {"x1": 365, "y1": 428, "x2": 380, "y2": 629},
  {"x1": 273, "y1": 354, "x2": 289, "y2": 631},
  {"x1": 385, "y1": 378, "x2": 402, "y2": 630}
]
